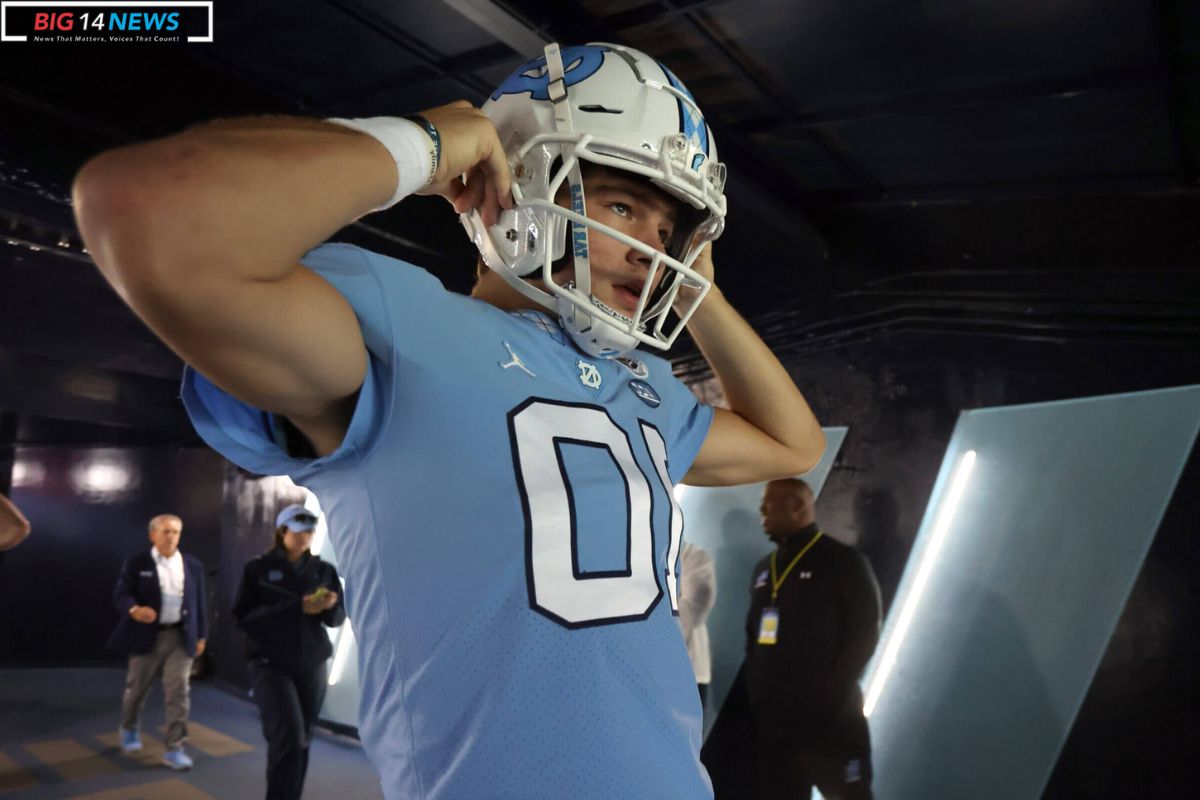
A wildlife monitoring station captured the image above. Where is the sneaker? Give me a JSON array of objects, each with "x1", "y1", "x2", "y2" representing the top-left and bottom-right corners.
[
  {"x1": 118, "y1": 728, "x2": 142, "y2": 753},
  {"x1": 162, "y1": 748, "x2": 193, "y2": 771}
]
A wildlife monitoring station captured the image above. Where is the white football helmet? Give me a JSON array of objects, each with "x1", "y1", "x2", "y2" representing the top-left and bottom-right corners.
[{"x1": 462, "y1": 42, "x2": 728, "y2": 358}]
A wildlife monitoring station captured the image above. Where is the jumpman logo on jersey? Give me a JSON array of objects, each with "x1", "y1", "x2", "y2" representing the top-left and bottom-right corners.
[{"x1": 499, "y1": 341, "x2": 535, "y2": 377}]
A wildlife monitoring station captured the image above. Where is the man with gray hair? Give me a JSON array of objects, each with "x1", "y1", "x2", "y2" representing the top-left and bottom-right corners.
[{"x1": 106, "y1": 513, "x2": 208, "y2": 771}]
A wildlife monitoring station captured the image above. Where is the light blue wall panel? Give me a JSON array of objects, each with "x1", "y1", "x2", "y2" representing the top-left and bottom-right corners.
[
  {"x1": 862, "y1": 386, "x2": 1200, "y2": 800},
  {"x1": 677, "y1": 427, "x2": 849, "y2": 734}
]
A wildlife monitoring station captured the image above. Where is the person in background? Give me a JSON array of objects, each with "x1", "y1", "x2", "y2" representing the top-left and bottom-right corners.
[
  {"x1": 107, "y1": 513, "x2": 208, "y2": 771},
  {"x1": 233, "y1": 504, "x2": 344, "y2": 800},
  {"x1": 679, "y1": 540, "x2": 717, "y2": 709},
  {"x1": 743, "y1": 478, "x2": 882, "y2": 800}
]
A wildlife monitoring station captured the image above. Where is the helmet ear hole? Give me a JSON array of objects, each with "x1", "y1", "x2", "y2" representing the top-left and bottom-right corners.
[
  {"x1": 550, "y1": 244, "x2": 571, "y2": 274},
  {"x1": 546, "y1": 154, "x2": 570, "y2": 266},
  {"x1": 548, "y1": 155, "x2": 567, "y2": 202}
]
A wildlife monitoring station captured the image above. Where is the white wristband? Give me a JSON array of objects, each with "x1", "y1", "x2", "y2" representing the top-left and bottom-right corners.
[{"x1": 326, "y1": 116, "x2": 436, "y2": 211}]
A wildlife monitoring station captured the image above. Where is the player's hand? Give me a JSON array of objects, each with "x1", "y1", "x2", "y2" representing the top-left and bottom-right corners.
[
  {"x1": 195, "y1": 639, "x2": 206, "y2": 657},
  {"x1": 0, "y1": 526, "x2": 29, "y2": 550},
  {"x1": 302, "y1": 592, "x2": 324, "y2": 614},
  {"x1": 415, "y1": 100, "x2": 513, "y2": 227},
  {"x1": 303, "y1": 589, "x2": 338, "y2": 614},
  {"x1": 690, "y1": 242, "x2": 715, "y2": 284},
  {"x1": 129, "y1": 605, "x2": 157, "y2": 624}
]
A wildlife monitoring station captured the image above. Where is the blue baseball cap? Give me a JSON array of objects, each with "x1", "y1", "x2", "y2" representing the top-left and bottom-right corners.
[{"x1": 276, "y1": 504, "x2": 319, "y2": 532}]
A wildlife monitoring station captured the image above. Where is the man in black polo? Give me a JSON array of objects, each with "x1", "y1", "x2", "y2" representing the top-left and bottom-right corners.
[
  {"x1": 744, "y1": 478, "x2": 882, "y2": 800},
  {"x1": 107, "y1": 513, "x2": 208, "y2": 770}
]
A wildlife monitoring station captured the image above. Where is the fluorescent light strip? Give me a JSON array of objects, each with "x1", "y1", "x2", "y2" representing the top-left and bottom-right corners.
[
  {"x1": 327, "y1": 621, "x2": 354, "y2": 686},
  {"x1": 863, "y1": 449, "x2": 976, "y2": 718},
  {"x1": 328, "y1": 577, "x2": 354, "y2": 686},
  {"x1": 303, "y1": 490, "x2": 326, "y2": 556}
]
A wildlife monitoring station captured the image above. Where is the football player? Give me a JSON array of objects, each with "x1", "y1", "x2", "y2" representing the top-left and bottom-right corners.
[{"x1": 74, "y1": 42, "x2": 824, "y2": 800}]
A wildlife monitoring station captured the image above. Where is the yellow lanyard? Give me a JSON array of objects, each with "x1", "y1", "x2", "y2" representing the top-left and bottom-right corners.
[{"x1": 769, "y1": 530, "x2": 823, "y2": 603}]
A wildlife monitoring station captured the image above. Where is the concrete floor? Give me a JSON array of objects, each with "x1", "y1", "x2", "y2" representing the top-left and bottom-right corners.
[{"x1": 0, "y1": 668, "x2": 383, "y2": 799}]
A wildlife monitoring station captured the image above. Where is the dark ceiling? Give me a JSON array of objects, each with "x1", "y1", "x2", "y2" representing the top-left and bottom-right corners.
[{"x1": 1, "y1": 0, "x2": 1198, "y2": 444}]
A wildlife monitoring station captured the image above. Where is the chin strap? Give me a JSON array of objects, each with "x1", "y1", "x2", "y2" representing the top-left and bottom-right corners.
[
  {"x1": 544, "y1": 43, "x2": 593, "y2": 315},
  {"x1": 545, "y1": 43, "x2": 574, "y2": 133}
]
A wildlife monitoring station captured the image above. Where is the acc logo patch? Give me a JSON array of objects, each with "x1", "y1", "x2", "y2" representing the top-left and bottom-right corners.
[
  {"x1": 615, "y1": 355, "x2": 649, "y2": 379},
  {"x1": 628, "y1": 379, "x2": 661, "y2": 408},
  {"x1": 491, "y1": 46, "x2": 607, "y2": 101}
]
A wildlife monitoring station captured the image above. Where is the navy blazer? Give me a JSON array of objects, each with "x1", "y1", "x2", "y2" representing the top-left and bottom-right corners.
[{"x1": 106, "y1": 550, "x2": 208, "y2": 657}]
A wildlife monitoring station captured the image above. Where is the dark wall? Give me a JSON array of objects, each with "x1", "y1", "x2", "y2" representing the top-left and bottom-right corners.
[
  {"x1": 753, "y1": 331, "x2": 1200, "y2": 798},
  {"x1": 0, "y1": 446, "x2": 223, "y2": 665}
]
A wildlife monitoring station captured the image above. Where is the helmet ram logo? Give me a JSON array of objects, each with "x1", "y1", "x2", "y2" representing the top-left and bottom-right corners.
[{"x1": 491, "y1": 46, "x2": 608, "y2": 102}]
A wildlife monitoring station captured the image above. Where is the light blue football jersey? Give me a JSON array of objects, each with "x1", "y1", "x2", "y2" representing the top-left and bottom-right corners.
[{"x1": 182, "y1": 243, "x2": 715, "y2": 799}]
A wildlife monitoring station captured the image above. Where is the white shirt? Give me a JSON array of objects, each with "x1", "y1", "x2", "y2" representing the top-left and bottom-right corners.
[
  {"x1": 151, "y1": 547, "x2": 185, "y2": 625},
  {"x1": 678, "y1": 542, "x2": 716, "y2": 684}
]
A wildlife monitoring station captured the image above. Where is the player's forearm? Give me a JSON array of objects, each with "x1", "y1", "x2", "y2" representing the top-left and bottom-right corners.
[
  {"x1": 73, "y1": 116, "x2": 397, "y2": 293},
  {"x1": 687, "y1": 288, "x2": 825, "y2": 472}
]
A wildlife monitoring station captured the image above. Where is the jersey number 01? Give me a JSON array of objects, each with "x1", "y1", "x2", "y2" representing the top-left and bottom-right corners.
[{"x1": 508, "y1": 398, "x2": 683, "y2": 628}]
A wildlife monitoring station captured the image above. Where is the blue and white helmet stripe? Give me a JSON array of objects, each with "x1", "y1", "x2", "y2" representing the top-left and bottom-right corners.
[{"x1": 657, "y1": 62, "x2": 710, "y2": 164}]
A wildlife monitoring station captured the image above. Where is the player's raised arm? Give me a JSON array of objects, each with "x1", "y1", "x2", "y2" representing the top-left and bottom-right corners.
[
  {"x1": 682, "y1": 246, "x2": 826, "y2": 487},
  {"x1": 72, "y1": 104, "x2": 510, "y2": 455}
]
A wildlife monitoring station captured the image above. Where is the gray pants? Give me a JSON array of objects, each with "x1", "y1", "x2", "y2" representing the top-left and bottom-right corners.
[{"x1": 120, "y1": 627, "x2": 193, "y2": 750}]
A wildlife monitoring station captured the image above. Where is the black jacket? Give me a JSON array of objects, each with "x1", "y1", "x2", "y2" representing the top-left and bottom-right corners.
[
  {"x1": 743, "y1": 524, "x2": 881, "y2": 749},
  {"x1": 106, "y1": 550, "x2": 208, "y2": 657},
  {"x1": 232, "y1": 548, "x2": 345, "y2": 672}
]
